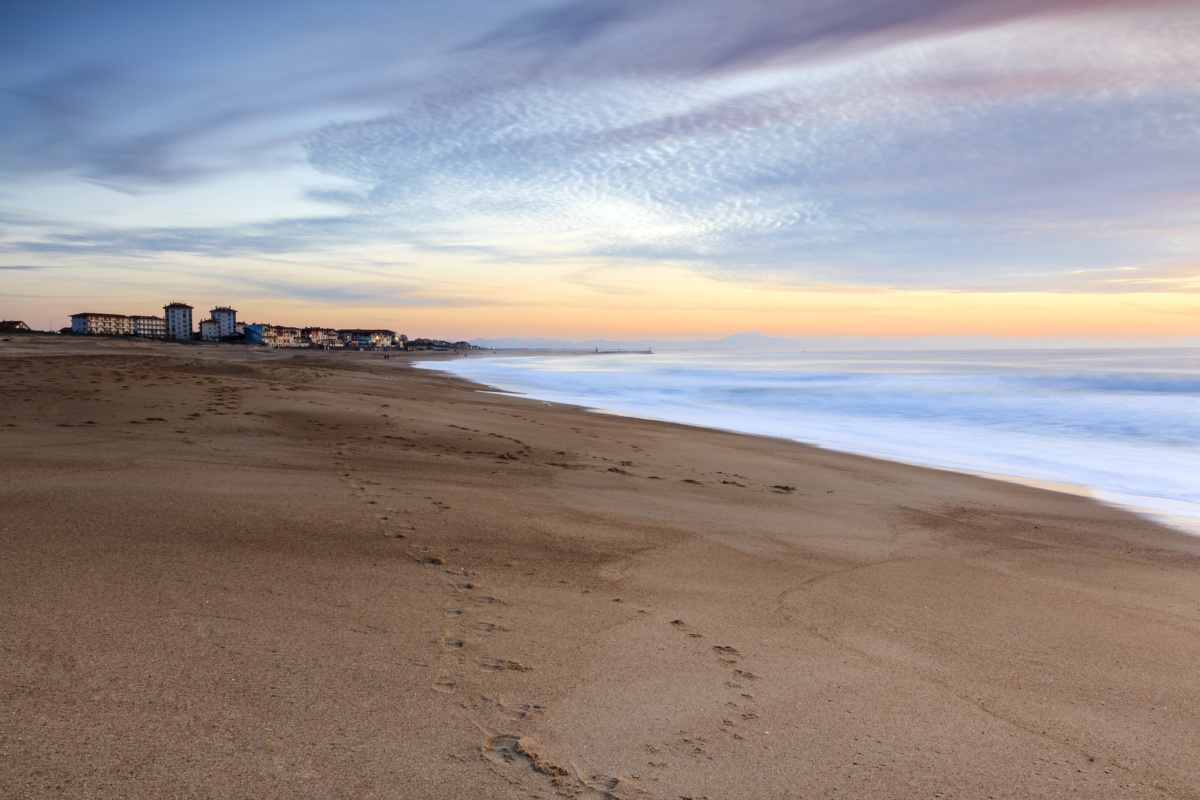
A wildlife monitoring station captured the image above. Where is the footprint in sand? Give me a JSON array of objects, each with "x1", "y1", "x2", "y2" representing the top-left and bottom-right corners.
[
  {"x1": 476, "y1": 656, "x2": 531, "y2": 672},
  {"x1": 665, "y1": 623, "x2": 765, "y2": 742},
  {"x1": 475, "y1": 695, "x2": 544, "y2": 722},
  {"x1": 481, "y1": 730, "x2": 633, "y2": 798},
  {"x1": 408, "y1": 546, "x2": 446, "y2": 565},
  {"x1": 712, "y1": 644, "x2": 742, "y2": 664},
  {"x1": 432, "y1": 571, "x2": 521, "y2": 695}
]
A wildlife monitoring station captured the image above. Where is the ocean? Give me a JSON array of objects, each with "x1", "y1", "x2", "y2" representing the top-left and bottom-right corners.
[{"x1": 418, "y1": 348, "x2": 1200, "y2": 532}]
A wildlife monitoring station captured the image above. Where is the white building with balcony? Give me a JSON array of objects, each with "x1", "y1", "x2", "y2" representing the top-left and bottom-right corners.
[
  {"x1": 164, "y1": 302, "x2": 193, "y2": 340},
  {"x1": 210, "y1": 306, "x2": 237, "y2": 337},
  {"x1": 199, "y1": 318, "x2": 221, "y2": 341},
  {"x1": 71, "y1": 312, "x2": 134, "y2": 335},
  {"x1": 131, "y1": 315, "x2": 167, "y2": 338}
]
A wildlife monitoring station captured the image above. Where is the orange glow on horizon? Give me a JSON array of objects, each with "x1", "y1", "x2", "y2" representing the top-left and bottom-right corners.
[
  {"x1": 4, "y1": 256, "x2": 1197, "y2": 342},
  {"x1": 385, "y1": 291, "x2": 1200, "y2": 341}
]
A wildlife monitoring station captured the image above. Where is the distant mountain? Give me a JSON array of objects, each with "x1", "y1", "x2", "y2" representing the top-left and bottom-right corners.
[{"x1": 470, "y1": 333, "x2": 1200, "y2": 351}]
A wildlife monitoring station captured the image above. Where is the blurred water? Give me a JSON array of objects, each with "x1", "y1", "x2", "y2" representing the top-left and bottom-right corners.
[{"x1": 419, "y1": 349, "x2": 1200, "y2": 528}]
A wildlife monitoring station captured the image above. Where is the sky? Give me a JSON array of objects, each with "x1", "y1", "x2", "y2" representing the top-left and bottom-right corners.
[{"x1": 2, "y1": 0, "x2": 1199, "y2": 340}]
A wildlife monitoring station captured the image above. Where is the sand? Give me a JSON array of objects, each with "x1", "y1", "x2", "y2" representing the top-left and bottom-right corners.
[{"x1": 2, "y1": 335, "x2": 1199, "y2": 799}]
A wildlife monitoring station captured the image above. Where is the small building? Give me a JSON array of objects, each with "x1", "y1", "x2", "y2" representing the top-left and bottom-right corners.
[
  {"x1": 199, "y1": 318, "x2": 221, "y2": 341},
  {"x1": 301, "y1": 327, "x2": 339, "y2": 348},
  {"x1": 210, "y1": 306, "x2": 237, "y2": 338},
  {"x1": 164, "y1": 302, "x2": 193, "y2": 340},
  {"x1": 71, "y1": 312, "x2": 135, "y2": 336},
  {"x1": 243, "y1": 323, "x2": 268, "y2": 346},
  {"x1": 273, "y1": 326, "x2": 301, "y2": 347},
  {"x1": 256, "y1": 324, "x2": 282, "y2": 347},
  {"x1": 0, "y1": 320, "x2": 30, "y2": 331}
]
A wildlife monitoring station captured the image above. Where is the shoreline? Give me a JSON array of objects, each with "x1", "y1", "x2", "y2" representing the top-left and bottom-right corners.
[
  {"x1": 414, "y1": 351, "x2": 1200, "y2": 538},
  {"x1": 4, "y1": 337, "x2": 1200, "y2": 798}
]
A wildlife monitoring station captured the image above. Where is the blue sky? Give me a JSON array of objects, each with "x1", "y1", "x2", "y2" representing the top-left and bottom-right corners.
[{"x1": 2, "y1": 0, "x2": 1198, "y2": 337}]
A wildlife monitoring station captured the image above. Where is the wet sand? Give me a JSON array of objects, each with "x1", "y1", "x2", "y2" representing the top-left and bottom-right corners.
[{"x1": 3, "y1": 336, "x2": 1199, "y2": 799}]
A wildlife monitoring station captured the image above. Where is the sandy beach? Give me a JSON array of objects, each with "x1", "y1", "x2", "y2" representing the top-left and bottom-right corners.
[{"x1": 3, "y1": 336, "x2": 1199, "y2": 799}]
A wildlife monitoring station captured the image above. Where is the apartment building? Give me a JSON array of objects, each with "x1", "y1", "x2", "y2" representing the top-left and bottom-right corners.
[
  {"x1": 164, "y1": 302, "x2": 193, "y2": 340},
  {"x1": 131, "y1": 315, "x2": 167, "y2": 337},
  {"x1": 210, "y1": 306, "x2": 237, "y2": 337},
  {"x1": 199, "y1": 318, "x2": 222, "y2": 341},
  {"x1": 71, "y1": 313, "x2": 135, "y2": 336},
  {"x1": 70, "y1": 312, "x2": 168, "y2": 337}
]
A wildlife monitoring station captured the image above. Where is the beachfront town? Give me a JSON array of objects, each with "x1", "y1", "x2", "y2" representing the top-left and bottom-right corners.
[{"x1": 3, "y1": 302, "x2": 477, "y2": 351}]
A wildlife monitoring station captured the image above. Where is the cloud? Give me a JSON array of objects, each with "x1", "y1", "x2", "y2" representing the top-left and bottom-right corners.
[
  {"x1": 1046, "y1": 262, "x2": 1200, "y2": 293},
  {"x1": 223, "y1": 275, "x2": 463, "y2": 308},
  {"x1": 4, "y1": 0, "x2": 1189, "y2": 190},
  {"x1": 468, "y1": 0, "x2": 659, "y2": 51},
  {"x1": 2, "y1": 0, "x2": 1198, "y2": 295},
  {"x1": 4, "y1": 214, "x2": 369, "y2": 258},
  {"x1": 1, "y1": 0, "x2": 495, "y2": 189},
  {"x1": 300, "y1": 11, "x2": 1200, "y2": 288},
  {"x1": 465, "y1": 0, "x2": 1190, "y2": 75}
]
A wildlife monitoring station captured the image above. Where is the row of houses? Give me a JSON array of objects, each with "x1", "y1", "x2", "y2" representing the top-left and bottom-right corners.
[
  {"x1": 408, "y1": 337, "x2": 477, "y2": 351},
  {"x1": 244, "y1": 325, "x2": 404, "y2": 349},
  {"x1": 69, "y1": 302, "x2": 409, "y2": 350}
]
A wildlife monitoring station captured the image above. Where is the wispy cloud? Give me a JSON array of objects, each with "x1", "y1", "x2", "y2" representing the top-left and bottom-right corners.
[
  {"x1": 466, "y1": 0, "x2": 1188, "y2": 75},
  {"x1": 5, "y1": 215, "x2": 366, "y2": 257},
  {"x1": 301, "y1": 10, "x2": 1200, "y2": 288},
  {"x1": 2, "y1": 0, "x2": 1199, "y2": 299}
]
